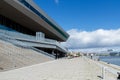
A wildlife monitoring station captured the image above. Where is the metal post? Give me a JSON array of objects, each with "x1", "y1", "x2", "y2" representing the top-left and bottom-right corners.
[
  {"x1": 117, "y1": 72, "x2": 120, "y2": 80},
  {"x1": 102, "y1": 67, "x2": 106, "y2": 80}
]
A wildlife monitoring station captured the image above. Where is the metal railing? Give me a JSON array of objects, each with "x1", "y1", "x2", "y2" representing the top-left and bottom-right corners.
[
  {"x1": 84, "y1": 56, "x2": 120, "y2": 80},
  {"x1": 0, "y1": 28, "x2": 67, "y2": 52},
  {"x1": 0, "y1": 32, "x2": 55, "y2": 58}
]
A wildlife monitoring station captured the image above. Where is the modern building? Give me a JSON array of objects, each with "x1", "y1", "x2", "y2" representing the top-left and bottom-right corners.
[{"x1": 0, "y1": 0, "x2": 69, "y2": 58}]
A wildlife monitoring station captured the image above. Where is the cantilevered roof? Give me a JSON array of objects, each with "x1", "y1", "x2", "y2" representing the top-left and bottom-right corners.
[{"x1": 0, "y1": 0, "x2": 69, "y2": 41}]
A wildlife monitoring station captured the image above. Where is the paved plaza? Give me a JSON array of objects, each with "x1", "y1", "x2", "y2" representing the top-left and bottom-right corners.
[{"x1": 0, "y1": 57, "x2": 117, "y2": 80}]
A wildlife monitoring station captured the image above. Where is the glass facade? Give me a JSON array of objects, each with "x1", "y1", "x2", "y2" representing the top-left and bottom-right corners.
[{"x1": 0, "y1": 15, "x2": 35, "y2": 35}]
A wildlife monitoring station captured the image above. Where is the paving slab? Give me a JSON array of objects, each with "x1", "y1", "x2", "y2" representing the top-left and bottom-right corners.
[{"x1": 0, "y1": 57, "x2": 117, "y2": 80}]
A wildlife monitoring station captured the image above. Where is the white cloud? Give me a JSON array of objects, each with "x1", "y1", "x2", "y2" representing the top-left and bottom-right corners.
[
  {"x1": 54, "y1": 0, "x2": 59, "y2": 4},
  {"x1": 62, "y1": 28, "x2": 120, "y2": 49}
]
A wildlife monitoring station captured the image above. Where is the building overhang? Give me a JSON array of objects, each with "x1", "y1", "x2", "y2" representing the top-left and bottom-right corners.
[{"x1": 0, "y1": 0, "x2": 69, "y2": 41}]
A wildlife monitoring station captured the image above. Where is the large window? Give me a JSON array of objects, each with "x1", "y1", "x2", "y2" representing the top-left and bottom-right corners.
[{"x1": 0, "y1": 15, "x2": 35, "y2": 35}]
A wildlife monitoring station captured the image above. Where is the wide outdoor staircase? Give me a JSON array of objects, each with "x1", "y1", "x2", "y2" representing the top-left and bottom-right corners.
[
  {"x1": 0, "y1": 25, "x2": 67, "y2": 71},
  {"x1": 0, "y1": 25, "x2": 67, "y2": 53},
  {"x1": 0, "y1": 40, "x2": 53, "y2": 72}
]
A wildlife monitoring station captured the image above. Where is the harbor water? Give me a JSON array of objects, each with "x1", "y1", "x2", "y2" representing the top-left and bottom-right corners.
[{"x1": 99, "y1": 56, "x2": 120, "y2": 66}]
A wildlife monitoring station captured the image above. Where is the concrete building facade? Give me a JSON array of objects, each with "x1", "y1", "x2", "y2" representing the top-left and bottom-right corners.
[{"x1": 0, "y1": 0, "x2": 69, "y2": 58}]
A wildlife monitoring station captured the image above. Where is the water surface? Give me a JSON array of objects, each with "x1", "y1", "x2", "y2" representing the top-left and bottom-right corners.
[{"x1": 99, "y1": 56, "x2": 120, "y2": 66}]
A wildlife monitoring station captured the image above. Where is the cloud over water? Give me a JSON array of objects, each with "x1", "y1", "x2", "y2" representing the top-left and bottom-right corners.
[{"x1": 63, "y1": 28, "x2": 120, "y2": 49}]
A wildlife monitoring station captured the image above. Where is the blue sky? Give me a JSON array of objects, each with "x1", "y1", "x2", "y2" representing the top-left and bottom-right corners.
[
  {"x1": 34, "y1": 0, "x2": 120, "y2": 31},
  {"x1": 34, "y1": 0, "x2": 120, "y2": 49}
]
